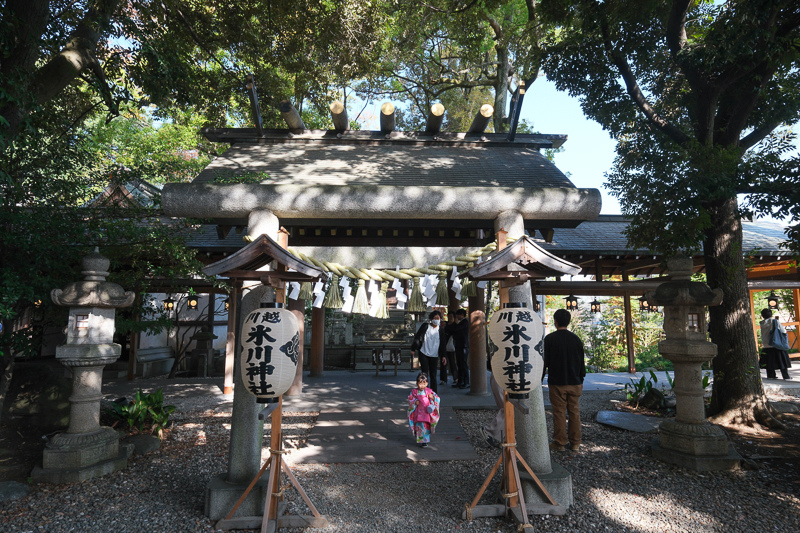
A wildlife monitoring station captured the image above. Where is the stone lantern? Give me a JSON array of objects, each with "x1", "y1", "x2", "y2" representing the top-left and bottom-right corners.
[
  {"x1": 645, "y1": 255, "x2": 740, "y2": 470},
  {"x1": 31, "y1": 249, "x2": 135, "y2": 483}
]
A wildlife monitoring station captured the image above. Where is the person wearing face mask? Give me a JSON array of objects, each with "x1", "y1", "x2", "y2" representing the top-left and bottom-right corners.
[{"x1": 410, "y1": 310, "x2": 446, "y2": 393}]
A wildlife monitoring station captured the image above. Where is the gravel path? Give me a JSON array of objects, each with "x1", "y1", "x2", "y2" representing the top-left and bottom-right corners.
[{"x1": 2, "y1": 392, "x2": 798, "y2": 532}]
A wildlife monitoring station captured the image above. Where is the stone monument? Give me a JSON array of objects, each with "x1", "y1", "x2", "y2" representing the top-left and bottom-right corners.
[
  {"x1": 646, "y1": 254, "x2": 742, "y2": 470},
  {"x1": 31, "y1": 249, "x2": 135, "y2": 483}
]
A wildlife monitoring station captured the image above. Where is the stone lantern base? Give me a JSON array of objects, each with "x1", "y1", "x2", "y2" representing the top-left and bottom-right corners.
[
  {"x1": 651, "y1": 419, "x2": 742, "y2": 471},
  {"x1": 31, "y1": 428, "x2": 134, "y2": 484}
]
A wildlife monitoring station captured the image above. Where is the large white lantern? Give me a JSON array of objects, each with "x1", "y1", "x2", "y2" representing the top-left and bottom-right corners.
[
  {"x1": 239, "y1": 302, "x2": 300, "y2": 403},
  {"x1": 488, "y1": 302, "x2": 544, "y2": 399}
]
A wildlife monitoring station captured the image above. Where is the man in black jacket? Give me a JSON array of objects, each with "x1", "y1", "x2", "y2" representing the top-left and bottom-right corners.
[
  {"x1": 445, "y1": 308, "x2": 470, "y2": 388},
  {"x1": 542, "y1": 309, "x2": 586, "y2": 452}
]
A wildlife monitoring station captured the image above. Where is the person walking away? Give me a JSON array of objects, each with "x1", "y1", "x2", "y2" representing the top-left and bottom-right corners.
[
  {"x1": 407, "y1": 372, "x2": 440, "y2": 447},
  {"x1": 542, "y1": 309, "x2": 586, "y2": 452},
  {"x1": 760, "y1": 308, "x2": 792, "y2": 380},
  {"x1": 445, "y1": 308, "x2": 470, "y2": 388},
  {"x1": 410, "y1": 310, "x2": 445, "y2": 393}
]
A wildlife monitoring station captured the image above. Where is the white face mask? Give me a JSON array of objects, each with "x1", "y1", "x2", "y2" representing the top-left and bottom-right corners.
[{"x1": 431, "y1": 319, "x2": 441, "y2": 326}]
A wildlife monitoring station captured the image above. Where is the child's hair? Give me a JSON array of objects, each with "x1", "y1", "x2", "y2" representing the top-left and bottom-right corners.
[{"x1": 416, "y1": 372, "x2": 429, "y2": 384}]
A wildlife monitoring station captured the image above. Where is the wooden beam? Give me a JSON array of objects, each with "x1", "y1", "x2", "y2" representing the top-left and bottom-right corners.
[
  {"x1": 278, "y1": 100, "x2": 305, "y2": 131},
  {"x1": 622, "y1": 272, "x2": 635, "y2": 373},
  {"x1": 380, "y1": 102, "x2": 395, "y2": 132},
  {"x1": 425, "y1": 103, "x2": 445, "y2": 134},
  {"x1": 468, "y1": 104, "x2": 493, "y2": 133},
  {"x1": 329, "y1": 100, "x2": 349, "y2": 131},
  {"x1": 245, "y1": 74, "x2": 264, "y2": 136}
]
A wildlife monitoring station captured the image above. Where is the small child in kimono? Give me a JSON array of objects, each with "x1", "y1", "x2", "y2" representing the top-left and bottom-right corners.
[{"x1": 408, "y1": 372, "x2": 440, "y2": 448}]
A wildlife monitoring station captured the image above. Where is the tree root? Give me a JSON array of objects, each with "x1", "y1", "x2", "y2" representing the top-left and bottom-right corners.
[{"x1": 708, "y1": 396, "x2": 785, "y2": 430}]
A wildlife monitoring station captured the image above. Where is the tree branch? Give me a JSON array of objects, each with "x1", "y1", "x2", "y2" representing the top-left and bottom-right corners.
[
  {"x1": 665, "y1": 0, "x2": 691, "y2": 57},
  {"x1": 597, "y1": 6, "x2": 690, "y2": 145}
]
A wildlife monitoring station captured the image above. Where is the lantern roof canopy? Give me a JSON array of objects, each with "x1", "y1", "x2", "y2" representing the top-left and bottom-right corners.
[
  {"x1": 203, "y1": 233, "x2": 328, "y2": 282},
  {"x1": 462, "y1": 235, "x2": 582, "y2": 282}
]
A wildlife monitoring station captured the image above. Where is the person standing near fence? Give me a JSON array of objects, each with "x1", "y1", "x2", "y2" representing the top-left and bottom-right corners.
[{"x1": 760, "y1": 308, "x2": 792, "y2": 380}]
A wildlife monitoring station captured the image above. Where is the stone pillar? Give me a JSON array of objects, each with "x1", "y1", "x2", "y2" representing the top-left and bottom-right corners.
[
  {"x1": 31, "y1": 249, "x2": 135, "y2": 483},
  {"x1": 286, "y1": 296, "x2": 305, "y2": 395},
  {"x1": 467, "y1": 288, "x2": 488, "y2": 396},
  {"x1": 309, "y1": 306, "x2": 325, "y2": 377},
  {"x1": 647, "y1": 255, "x2": 741, "y2": 471},
  {"x1": 493, "y1": 210, "x2": 573, "y2": 510},
  {"x1": 206, "y1": 209, "x2": 279, "y2": 520},
  {"x1": 205, "y1": 285, "x2": 274, "y2": 519}
]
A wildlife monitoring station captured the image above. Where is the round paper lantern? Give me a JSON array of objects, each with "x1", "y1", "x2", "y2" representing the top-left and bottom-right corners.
[
  {"x1": 239, "y1": 302, "x2": 300, "y2": 403},
  {"x1": 488, "y1": 302, "x2": 544, "y2": 399}
]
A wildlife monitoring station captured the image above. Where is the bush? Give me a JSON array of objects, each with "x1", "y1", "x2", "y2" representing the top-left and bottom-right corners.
[{"x1": 106, "y1": 388, "x2": 175, "y2": 438}]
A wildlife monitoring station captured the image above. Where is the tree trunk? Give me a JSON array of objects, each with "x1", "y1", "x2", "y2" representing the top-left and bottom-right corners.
[
  {"x1": 0, "y1": 320, "x2": 15, "y2": 421},
  {"x1": 0, "y1": 0, "x2": 120, "y2": 140},
  {"x1": 493, "y1": 45, "x2": 510, "y2": 133},
  {"x1": 704, "y1": 196, "x2": 780, "y2": 428}
]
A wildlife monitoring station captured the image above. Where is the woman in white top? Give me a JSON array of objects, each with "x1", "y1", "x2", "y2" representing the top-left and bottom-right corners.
[{"x1": 760, "y1": 308, "x2": 791, "y2": 380}]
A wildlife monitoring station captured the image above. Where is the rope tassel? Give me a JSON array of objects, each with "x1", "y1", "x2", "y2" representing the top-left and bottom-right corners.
[
  {"x1": 407, "y1": 279, "x2": 426, "y2": 312},
  {"x1": 374, "y1": 282, "x2": 390, "y2": 319},
  {"x1": 323, "y1": 274, "x2": 343, "y2": 309},
  {"x1": 298, "y1": 282, "x2": 313, "y2": 300},
  {"x1": 352, "y1": 279, "x2": 370, "y2": 315},
  {"x1": 460, "y1": 278, "x2": 477, "y2": 298},
  {"x1": 435, "y1": 274, "x2": 449, "y2": 304}
]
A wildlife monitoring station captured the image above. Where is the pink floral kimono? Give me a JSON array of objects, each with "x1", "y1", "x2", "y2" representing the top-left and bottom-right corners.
[{"x1": 408, "y1": 387, "x2": 440, "y2": 444}]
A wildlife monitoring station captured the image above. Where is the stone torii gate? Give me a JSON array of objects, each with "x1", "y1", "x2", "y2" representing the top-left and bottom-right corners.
[{"x1": 161, "y1": 104, "x2": 602, "y2": 522}]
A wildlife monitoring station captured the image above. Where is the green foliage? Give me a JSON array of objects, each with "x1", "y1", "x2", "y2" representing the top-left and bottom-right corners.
[
  {"x1": 106, "y1": 389, "x2": 176, "y2": 438},
  {"x1": 214, "y1": 171, "x2": 272, "y2": 184},
  {"x1": 621, "y1": 371, "x2": 658, "y2": 406},
  {"x1": 361, "y1": 0, "x2": 550, "y2": 132}
]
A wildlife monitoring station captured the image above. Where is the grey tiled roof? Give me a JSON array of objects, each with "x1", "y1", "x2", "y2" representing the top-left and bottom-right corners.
[
  {"x1": 193, "y1": 143, "x2": 574, "y2": 188},
  {"x1": 541, "y1": 215, "x2": 789, "y2": 255}
]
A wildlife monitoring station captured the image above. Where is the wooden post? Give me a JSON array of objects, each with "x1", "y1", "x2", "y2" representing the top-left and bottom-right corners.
[
  {"x1": 750, "y1": 289, "x2": 760, "y2": 350},
  {"x1": 264, "y1": 398, "x2": 284, "y2": 529},
  {"x1": 310, "y1": 306, "x2": 324, "y2": 377},
  {"x1": 223, "y1": 282, "x2": 241, "y2": 395},
  {"x1": 127, "y1": 315, "x2": 138, "y2": 381},
  {"x1": 622, "y1": 273, "x2": 636, "y2": 374},
  {"x1": 468, "y1": 286, "x2": 487, "y2": 395},
  {"x1": 503, "y1": 392, "x2": 520, "y2": 508},
  {"x1": 206, "y1": 292, "x2": 216, "y2": 377}
]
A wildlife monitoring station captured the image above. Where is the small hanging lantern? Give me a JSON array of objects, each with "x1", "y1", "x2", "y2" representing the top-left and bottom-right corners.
[
  {"x1": 187, "y1": 295, "x2": 199, "y2": 310},
  {"x1": 224, "y1": 298, "x2": 230, "y2": 311},
  {"x1": 638, "y1": 295, "x2": 651, "y2": 313},
  {"x1": 487, "y1": 302, "x2": 544, "y2": 400},
  {"x1": 590, "y1": 299, "x2": 602, "y2": 314},
  {"x1": 532, "y1": 299, "x2": 541, "y2": 312},
  {"x1": 766, "y1": 291, "x2": 780, "y2": 310},
  {"x1": 163, "y1": 296, "x2": 176, "y2": 312},
  {"x1": 239, "y1": 302, "x2": 300, "y2": 403},
  {"x1": 564, "y1": 293, "x2": 579, "y2": 311}
]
